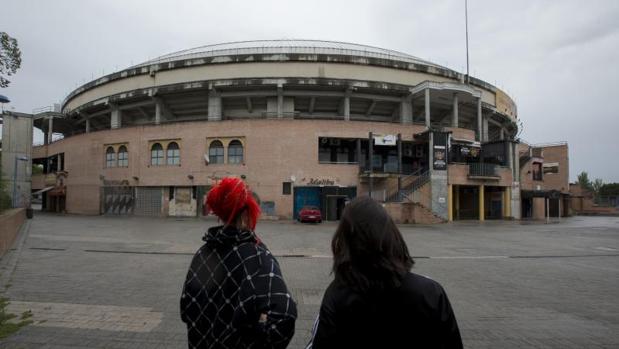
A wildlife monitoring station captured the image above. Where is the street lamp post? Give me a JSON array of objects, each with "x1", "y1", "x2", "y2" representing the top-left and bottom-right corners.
[{"x1": 12, "y1": 155, "x2": 29, "y2": 208}]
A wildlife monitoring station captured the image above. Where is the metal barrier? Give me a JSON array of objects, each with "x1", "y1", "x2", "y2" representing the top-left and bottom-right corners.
[{"x1": 469, "y1": 163, "x2": 497, "y2": 177}]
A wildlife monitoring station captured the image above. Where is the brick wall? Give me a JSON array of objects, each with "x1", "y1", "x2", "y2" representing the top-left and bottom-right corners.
[
  {"x1": 34, "y1": 119, "x2": 439, "y2": 217},
  {"x1": 0, "y1": 208, "x2": 26, "y2": 257}
]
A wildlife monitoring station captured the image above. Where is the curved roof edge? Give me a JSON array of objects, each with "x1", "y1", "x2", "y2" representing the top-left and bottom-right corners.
[{"x1": 133, "y1": 39, "x2": 444, "y2": 69}]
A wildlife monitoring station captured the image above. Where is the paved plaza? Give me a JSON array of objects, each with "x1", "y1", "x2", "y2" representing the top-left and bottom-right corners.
[{"x1": 0, "y1": 213, "x2": 618, "y2": 348}]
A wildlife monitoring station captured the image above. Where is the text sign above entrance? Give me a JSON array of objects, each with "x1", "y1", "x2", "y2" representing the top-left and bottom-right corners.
[{"x1": 373, "y1": 134, "x2": 397, "y2": 146}]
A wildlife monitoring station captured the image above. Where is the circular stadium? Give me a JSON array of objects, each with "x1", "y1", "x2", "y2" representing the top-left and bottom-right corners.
[{"x1": 31, "y1": 39, "x2": 524, "y2": 222}]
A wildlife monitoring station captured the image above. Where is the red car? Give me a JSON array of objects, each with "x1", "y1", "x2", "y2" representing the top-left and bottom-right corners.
[{"x1": 298, "y1": 206, "x2": 322, "y2": 223}]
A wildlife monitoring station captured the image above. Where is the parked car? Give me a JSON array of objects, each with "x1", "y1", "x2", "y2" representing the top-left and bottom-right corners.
[{"x1": 298, "y1": 206, "x2": 322, "y2": 223}]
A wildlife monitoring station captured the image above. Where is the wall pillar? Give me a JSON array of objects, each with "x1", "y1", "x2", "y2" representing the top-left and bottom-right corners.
[
  {"x1": 110, "y1": 106, "x2": 121, "y2": 129},
  {"x1": 400, "y1": 94, "x2": 413, "y2": 124},
  {"x1": 208, "y1": 90, "x2": 222, "y2": 121},
  {"x1": 452, "y1": 93, "x2": 459, "y2": 127},
  {"x1": 424, "y1": 88, "x2": 431, "y2": 128},
  {"x1": 448, "y1": 184, "x2": 453, "y2": 221},
  {"x1": 47, "y1": 116, "x2": 53, "y2": 144},
  {"x1": 482, "y1": 117, "x2": 489, "y2": 142},
  {"x1": 155, "y1": 101, "x2": 162, "y2": 124},
  {"x1": 277, "y1": 82, "x2": 283, "y2": 118},
  {"x1": 479, "y1": 184, "x2": 485, "y2": 221},
  {"x1": 85, "y1": 117, "x2": 90, "y2": 133},
  {"x1": 477, "y1": 97, "x2": 482, "y2": 141},
  {"x1": 504, "y1": 187, "x2": 511, "y2": 218},
  {"x1": 430, "y1": 131, "x2": 449, "y2": 220},
  {"x1": 343, "y1": 95, "x2": 350, "y2": 121}
]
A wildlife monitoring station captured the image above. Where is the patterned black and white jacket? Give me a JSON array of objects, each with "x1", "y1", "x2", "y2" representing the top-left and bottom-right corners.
[{"x1": 181, "y1": 225, "x2": 297, "y2": 349}]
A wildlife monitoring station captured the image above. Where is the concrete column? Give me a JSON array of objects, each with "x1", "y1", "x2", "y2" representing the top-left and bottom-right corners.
[
  {"x1": 479, "y1": 184, "x2": 485, "y2": 221},
  {"x1": 43, "y1": 131, "x2": 49, "y2": 145},
  {"x1": 343, "y1": 95, "x2": 350, "y2": 121},
  {"x1": 448, "y1": 184, "x2": 453, "y2": 221},
  {"x1": 477, "y1": 97, "x2": 482, "y2": 141},
  {"x1": 504, "y1": 187, "x2": 512, "y2": 218},
  {"x1": 208, "y1": 90, "x2": 222, "y2": 121},
  {"x1": 47, "y1": 117, "x2": 53, "y2": 144},
  {"x1": 500, "y1": 128, "x2": 505, "y2": 140},
  {"x1": 111, "y1": 106, "x2": 121, "y2": 129},
  {"x1": 425, "y1": 88, "x2": 431, "y2": 128},
  {"x1": 400, "y1": 95, "x2": 413, "y2": 124},
  {"x1": 368, "y1": 132, "x2": 373, "y2": 198},
  {"x1": 85, "y1": 118, "x2": 90, "y2": 133},
  {"x1": 155, "y1": 101, "x2": 162, "y2": 125},
  {"x1": 452, "y1": 93, "x2": 459, "y2": 128},
  {"x1": 277, "y1": 83, "x2": 283, "y2": 118},
  {"x1": 482, "y1": 117, "x2": 489, "y2": 142},
  {"x1": 397, "y1": 134, "x2": 402, "y2": 191}
]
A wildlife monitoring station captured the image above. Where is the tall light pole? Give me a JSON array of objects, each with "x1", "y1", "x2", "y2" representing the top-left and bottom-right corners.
[
  {"x1": 13, "y1": 155, "x2": 29, "y2": 208},
  {"x1": 465, "y1": 0, "x2": 470, "y2": 84}
]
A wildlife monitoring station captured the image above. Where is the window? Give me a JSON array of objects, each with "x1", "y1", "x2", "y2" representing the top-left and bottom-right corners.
[
  {"x1": 151, "y1": 143, "x2": 164, "y2": 166},
  {"x1": 228, "y1": 140, "x2": 244, "y2": 164},
  {"x1": 167, "y1": 142, "x2": 180, "y2": 165},
  {"x1": 118, "y1": 145, "x2": 128, "y2": 167},
  {"x1": 282, "y1": 182, "x2": 292, "y2": 195},
  {"x1": 532, "y1": 162, "x2": 543, "y2": 181},
  {"x1": 318, "y1": 137, "x2": 358, "y2": 163},
  {"x1": 106, "y1": 147, "x2": 116, "y2": 167},
  {"x1": 209, "y1": 141, "x2": 224, "y2": 164}
]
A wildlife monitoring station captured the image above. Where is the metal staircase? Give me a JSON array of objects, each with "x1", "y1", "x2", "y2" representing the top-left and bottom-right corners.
[{"x1": 386, "y1": 169, "x2": 431, "y2": 202}]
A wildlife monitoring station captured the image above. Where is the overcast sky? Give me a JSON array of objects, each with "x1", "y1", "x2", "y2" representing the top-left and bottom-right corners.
[{"x1": 2, "y1": 0, "x2": 618, "y2": 182}]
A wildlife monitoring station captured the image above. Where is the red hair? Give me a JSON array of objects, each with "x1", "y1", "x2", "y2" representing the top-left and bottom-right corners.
[{"x1": 206, "y1": 177, "x2": 261, "y2": 230}]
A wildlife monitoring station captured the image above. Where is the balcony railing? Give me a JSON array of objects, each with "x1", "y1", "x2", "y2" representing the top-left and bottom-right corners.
[{"x1": 469, "y1": 163, "x2": 498, "y2": 177}]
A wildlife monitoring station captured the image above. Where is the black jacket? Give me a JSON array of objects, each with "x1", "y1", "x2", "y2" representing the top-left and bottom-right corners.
[
  {"x1": 308, "y1": 272, "x2": 462, "y2": 349},
  {"x1": 181, "y1": 225, "x2": 297, "y2": 349}
]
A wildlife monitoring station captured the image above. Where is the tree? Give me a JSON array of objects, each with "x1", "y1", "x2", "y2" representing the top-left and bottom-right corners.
[
  {"x1": 577, "y1": 171, "x2": 592, "y2": 191},
  {"x1": 0, "y1": 32, "x2": 22, "y2": 88}
]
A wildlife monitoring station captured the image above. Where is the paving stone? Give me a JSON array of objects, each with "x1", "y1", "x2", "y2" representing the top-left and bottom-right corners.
[{"x1": 0, "y1": 213, "x2": 617, "y2": 348}]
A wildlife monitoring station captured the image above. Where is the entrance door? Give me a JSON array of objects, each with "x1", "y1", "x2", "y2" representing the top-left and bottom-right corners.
[
  {"x1": 457, "y1": 186, "x2": 479, "y2": 220},
  {"x1": 102, "y1": 186, "x2": 134, "y2": 215},
  {"x1": 326, "y1": 195, "x2": 348, "y2": 221},
  {"x1": 293, "y1": 187, "x2": 321, "y2": 220}
]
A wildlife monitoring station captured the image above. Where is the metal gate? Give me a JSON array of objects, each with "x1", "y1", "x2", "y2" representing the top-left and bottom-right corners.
[
  {"x1": 134, "y1": 187, "x2": 163, "y2": 217},
  {"x1": 102, "y1": 186, "x2": 134, "y2": 215},
  {"x1": 293, "y1": 186, "x2": 321, "y2": 220}
]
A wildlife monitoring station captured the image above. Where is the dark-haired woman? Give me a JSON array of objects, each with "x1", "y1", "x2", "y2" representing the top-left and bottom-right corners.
[
  {"x1": 307, "y1": 196, "x2": 462, "y2": 349},
  {"x1": 181, "y1": 177, "x2": 297, "y2": 348}
]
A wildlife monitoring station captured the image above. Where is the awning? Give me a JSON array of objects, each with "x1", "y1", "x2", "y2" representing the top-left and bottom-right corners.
[
  {"x1": 32, "y1": 186, "x2": 54, "y2": 195},
  {"x1": 48, "y1": 187, "x2": 66, "y2": 196}
]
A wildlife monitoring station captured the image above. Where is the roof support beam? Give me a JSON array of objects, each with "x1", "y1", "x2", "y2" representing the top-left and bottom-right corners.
[
  {"x1": 366, "y1": 100, "x2": 376, "y2": 116},
  {"x1": 246, "y1": 97, "x2": 253, "y2": 113}
]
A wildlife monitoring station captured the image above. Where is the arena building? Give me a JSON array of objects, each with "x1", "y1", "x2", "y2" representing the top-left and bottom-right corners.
[{"x1": 25, "y1": 40, "x2": 569, "y2": 222}]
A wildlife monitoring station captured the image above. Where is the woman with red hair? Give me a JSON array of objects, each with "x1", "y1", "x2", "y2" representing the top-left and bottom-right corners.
[{"x1": 181, "y1": 177, "x2": 297, "y2": 348}]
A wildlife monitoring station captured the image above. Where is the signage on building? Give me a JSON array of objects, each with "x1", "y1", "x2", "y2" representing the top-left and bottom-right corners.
[
  {"x1": 373, "y1": 134, "x2": 397, "y2": 146},
  {"x1": 308, "y1": 178, "x2": 336, "y2": 186},
  {"x1": 433, "y1": 145, "x2": 447, "y2": 171}
]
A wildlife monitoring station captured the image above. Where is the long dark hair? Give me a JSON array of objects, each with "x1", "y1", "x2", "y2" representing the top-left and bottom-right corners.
[{"x1": 332, "y1": 196, "x2": 414, "y2": 293}]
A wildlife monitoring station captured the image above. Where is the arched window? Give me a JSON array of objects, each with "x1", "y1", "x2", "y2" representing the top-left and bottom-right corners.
[
  {"x1": 209, "y1": 140, "x2": 224, "y2": 164},
  {"x1": 106, "y1": 146, "x2": 116, "y2": 167},
  {"x1": 151, "y1": 143, "x2": 164, "y2": 166},
  {"x1": 228, "y1": 140, "x2": 244, "y2": 164},
  {"x1": 118, "y1": 145, "x2": 128, "y2": 167},
  {"x1": 167, "y1": 142, "x2": 180, "y2": 165}
]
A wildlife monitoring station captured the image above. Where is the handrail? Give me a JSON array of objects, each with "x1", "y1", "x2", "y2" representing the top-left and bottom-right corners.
[
  {"x1": 469, "y1": 163, "x2": 498, "y2": 177},
  {"x1": 386, "y1": 169, "x2": 430, "y2": 202}
]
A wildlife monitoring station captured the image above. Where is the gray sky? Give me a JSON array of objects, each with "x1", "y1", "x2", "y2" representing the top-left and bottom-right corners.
[{"x1": 2, "y1": 0, "x2": 618, "y2": 182}]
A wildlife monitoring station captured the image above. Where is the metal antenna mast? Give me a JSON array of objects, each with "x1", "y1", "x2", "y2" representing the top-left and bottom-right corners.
[{"x1": 465, "y1": 0, "x2": 470, "y2": 84}]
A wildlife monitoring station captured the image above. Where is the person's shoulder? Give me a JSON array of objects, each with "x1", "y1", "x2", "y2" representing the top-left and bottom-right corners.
[{"x1": 402, "y1": 272, "x2": 447, "y2": 297}]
